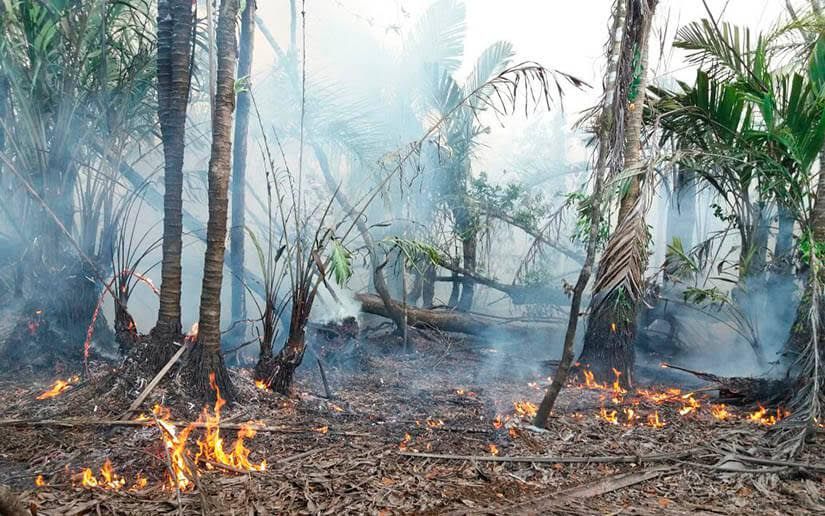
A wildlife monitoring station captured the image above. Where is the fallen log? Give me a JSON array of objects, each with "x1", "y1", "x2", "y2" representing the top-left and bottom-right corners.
[
  {"x1": 661, "y1": 363, "x2": 793, "y2": 405},
  {"x1": 354, "y1": 293, "x2": 557, "y2": 338}
]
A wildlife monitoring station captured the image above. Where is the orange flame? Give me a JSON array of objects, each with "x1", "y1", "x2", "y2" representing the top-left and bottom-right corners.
[
  {"x1": 748, "y1": 404, "x2": 789, "y2": 426},
  {"x1": 647, "y1": 411, "x2": 665, "y2": 428},
  {"x1": 598, "y1": 403, "x2": 618, "y2": 425},
  {"x1": 35, "y1": 475, "x2": 46, "y2": 487},
  {"x1": 488, "y1": 443, "x2": 499, "y2": 456},
  {"x1": 36, "y1": 375, "x2": 80, "y2": 400},
  {"x1": 76, "y1": 459, "x2": 145, "y2": 491},
  {"x1": 254, "y1": 379, "x2": 268, "y2": 390},
  {"x1": 493, "y1": 415, "x2": 503, "y2": 429},
  {"x1": 678, "y1": 393, "x2": 701, "y2": 416},
  {"x1": 399, "y1": 433, "x2": 412, "y2": 451},
  {"x1": 315, "y1": 425, "x2": 329, "y2": 434},
  {"x1": 513, "y1": 401, "x2": 537, "y2": 418},
  {"x1": 710, "y1": 404, "x2": 731, "y2": 421}
]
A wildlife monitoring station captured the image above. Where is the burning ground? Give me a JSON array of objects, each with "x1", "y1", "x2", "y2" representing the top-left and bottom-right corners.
[{"x1": 0, "y1": 332, "x2": 823, "y2": 515}]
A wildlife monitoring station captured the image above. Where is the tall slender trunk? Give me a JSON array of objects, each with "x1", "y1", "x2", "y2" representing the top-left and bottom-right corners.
[
  {"x1": 313, "y1": 145, "x2": 406, "y2": 332},
  {"x1": 230, "y1": 0, "x2": 256, "y2": 342},
  {"x1": 154, "y1": 0, "x2": 194, "y2": 343},
  {"x1": 534, "y1": 0, "x2": 627, "y2": 427},
  {"x1": 190, "y1": 0, "x2": 241, "y2": 402},
  {"x1": 454, "y1": 160, "x2": 476, "y2": 311},
  {"x1": 576, "y1": 0, "x2": 657, "y2": 388},
  {"x1": 665, "y1": 166, "x2": 696, "y2": 249}
]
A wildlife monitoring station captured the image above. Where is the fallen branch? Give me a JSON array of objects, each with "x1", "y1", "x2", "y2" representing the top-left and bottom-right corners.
[
  {"x1": 398, "y1": 449, "x2": 697, "y2": 464},
  {"x1": 0, "y1": 418, "x2": 370, "y2": 437},
  {"x1": 120, "y1": 340, "x2": 191, "y2": 420}
]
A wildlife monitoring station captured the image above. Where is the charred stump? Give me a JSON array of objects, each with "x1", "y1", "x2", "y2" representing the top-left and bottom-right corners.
[
  {"x1": 257, "y1": 331, "x2": 306, "y2": 395},
  {"x1": 187, "y1": 339, "x2": 235, "y2": 403}
]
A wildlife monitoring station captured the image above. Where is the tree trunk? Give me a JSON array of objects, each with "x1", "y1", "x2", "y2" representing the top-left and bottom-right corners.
[
  {"x1": 153, "y1": 0, "x2": 194, "y2": 344},
  {"x1": 229, "y1": 0, "x2": 256, "y2": 344},
  {"x1": 576, "y1": 0, "x2": 657, "y2": 388},
  {"x1": 665, "y1": 166, "x2": 696, "y2": 250},
  {"x1": 355, "y1": 293, "x2": 553, "y2": 338},
  {"x1": 312, "y1": 144, "x2": 407, "y2": 332},
  {"x1": 457, "y1": 233, "x2": 476, "y2": 311},
  {"x1": 189, "y1": 0, "x2": 241, "y2": 402},
  {"x1": 534, "y1": 0, "x2": 626, "y2": 428}
]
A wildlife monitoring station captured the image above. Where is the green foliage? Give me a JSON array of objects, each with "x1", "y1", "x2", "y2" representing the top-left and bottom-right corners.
[
  {"x1": 682, "y1": 286, "x2": 732, "y2": 307},
  {"x1": 382, "y1": 237, "x2": 442, "y2": 272},
  {"x1": 566, "y1": 190, "x2": 609, "y2": 248},
  {"x1": 329, "y1": 240, "x2": 353, "y2": 286},
  {"x1": 798, "y1": 235, "x2": 825, "y2": 265}
]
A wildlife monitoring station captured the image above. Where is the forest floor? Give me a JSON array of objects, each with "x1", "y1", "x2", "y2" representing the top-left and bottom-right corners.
[{"x1": 0, "y1": 329, "x2": 823, "y2": 515}]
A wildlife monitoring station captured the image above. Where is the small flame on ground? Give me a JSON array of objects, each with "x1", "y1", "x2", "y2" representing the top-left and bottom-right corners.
[
  {"x1": 647, "y1": 411, "x2": 665, "y2": 428},
  {"x1": 493, "y1": 415, "x2": 503, "y2": 429},
  {"x1": 488, "y1": 443, "x2": 499, "y2": 456},
  {"x1": 426, "y1": 418, "x2": 444, "y2": 428},
  {"x1": 76, "y1": 459, "x2": 145, "y2": 491},
  {"x1": 748, "y1": 404, "x2": 789, "y2": 426},
  {"x1": 399, "y1": 433, "x2": 412, "y2": 451},
  {"x1": 513, "y1": 401, "x2": 537, "y2": 418},
  {"x1": 678, "y1": 393, "x2": 701, "y2": 416},
  {"x1": 254, "y1": 379, "x2": 269, "y2": 390},
  {"x1": 36, "y1": 375, "x2": 80, "y2": 400},
  {"x1": 315, "y1": 425, "x2": 329, "y2": 434},
  {"x1": 35, "y1": 475, "x2": 46, "y2": 487},
  {"x1": 710, "y1": 404, "x2": 732, "y2": 421}
]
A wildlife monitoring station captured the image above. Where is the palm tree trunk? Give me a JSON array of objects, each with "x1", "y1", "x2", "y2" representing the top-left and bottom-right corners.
[
  {"x1": 533, "y1": 0, "x2": 627, "y2": 427},
  {"x1": 189, "y1": 0, "x2": 241, "y2": 402},
  {"x1": 230, "y1": 0, "x2": 256, "y2": 342},
  {"x1": 153, "y1": 0, "x2": 194, "y2": 345},
  {"x1": 576, "y1": 0, "x2": 657, "y2": 388}
]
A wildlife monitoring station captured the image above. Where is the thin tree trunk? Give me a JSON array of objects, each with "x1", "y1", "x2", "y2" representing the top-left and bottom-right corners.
[
  {"x1": 533, "y1": 0, "x2": 626, "y2": 427},
  {"x1": 154, "y1": 0, "x2": 194, "y2": 344},
  {"x1": 230, "y1": 0, "x2": 256, "y2": 342},
  {"x1": 576, "y1": 0, "x2": 657, "y2": 388},
  {"x1": 312, "y1": 144, "x2": 406, "y2": 332},
  {"x1": 189, "y1": 0, "x2": 241, "y2": 402}
]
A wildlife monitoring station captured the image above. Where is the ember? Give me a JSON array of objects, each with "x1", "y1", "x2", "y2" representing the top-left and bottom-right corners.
[
  {"x1": 488, "y1": 443, "x2": 499, "y2": 456},
  {"x1": 35, "y1": 475, "x2": 46, "y2": 487},
  {"x1": 647, "y1": 411, "x2": 665, "y2": 428}
]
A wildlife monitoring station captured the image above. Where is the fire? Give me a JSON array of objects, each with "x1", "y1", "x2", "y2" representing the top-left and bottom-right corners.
[
  {"x1": 610, "y1": 322, "x2": 617, "y2": 332},
  {"x1": 488, "y1": 443, "x2": 499, "y2": 456},
  {"x1": 35, "y1": 475, "x2": 46, "y2": 487},
  {"x1": 508, "y1": 427, "x2": 519, "y2": 439},
  {"x1": 188, "y1": 322, "x2": 199, "y2": 339},
  {"x1": 678, "y1": 393, "x2": 701, "y2": 416},
  {"x1": 455, "y1": 389, "x2": 476, "y2": 397},
  {"x1": 582, "y1": 369, "x2": 606, "y2": 390},
  {"x1": 151, "y1": 374, "x2": 266, "y2": 490},
  {"x1": 194, "y1": 373, "x2": 267, "y2": 473},
  {"x1": 36, "y1": 375, "x2": 80, "y2": 400},
  {"x1": 254, "y1": 379, "x2": 268, "y2": 390},
  {"x1": 513, "y1": 400, "x2": 537, "y2": 418},
  {"x1": 710, "y1": 404, "x2": 732, "y2": 421},
  {"x1": 425, "y1": 418, "x2": 444, "y2": 428},
  {"x1": 610, "y1": 368, "x2": 626, "y2": 403},
  {"x1": 623, "y1": 407, "x2": 639, "y2": 426},
  {"x1": 748, "y1": 404, "x2": 789, "y2": 426},
  {"x1": 598, "y1": 404, "x2": 618, "y2": 425},
  {"x1": 647, "y1": 411, "x2": 665, "y2": 428},
  {"x1": 493, "y1": 415, "x2": 503, "y2": 429},
  {"x1": 315, "y1": 425, "x2": 329, "y2": 434},
  {"x1": 76, "y1": 459, "x2": 144, "y2": 491},
  {"x1": 399, "y1": 433, "x2": 412, "y2": 451}
]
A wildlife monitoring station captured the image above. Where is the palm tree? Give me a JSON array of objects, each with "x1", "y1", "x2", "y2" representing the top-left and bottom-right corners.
[
  {"x1": 534, "y1": 0, "x2": 626, "y2": 427},
  {"x1": 229, "y1": 0, "x2": 256, "y2": 344},
  {"x1": 153, "y1": 0, "x2": 195, "y2": 353},
  {"x1": 575, "y1": 0, "x2": 658, "y2": 388},
  {"x1": 188, "y1": 0, "x2": 241, "y2": 401}
]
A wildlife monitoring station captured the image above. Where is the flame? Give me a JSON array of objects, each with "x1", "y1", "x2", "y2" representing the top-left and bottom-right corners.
[
  {"x1": 399, "y1": 433, "x2": 412, "y2": 451},
  {"x1": 425, "y1": 418, "x2": 444, "y2": 428},
  {"x1": 76, "y1": 459, "x2": 144, "y2": 491},
  {"x1": 623, "y1": 407, "x2": 639, "y2": 426},
  {"x1": 610, "y1": 322, "x2": 617, "y2": 332},
  {"x1": 488, "y1": 443, "x2": 499, "y2": 456},
  {"x1": 748, "y1": 404, "x2": 789, "y2": 426},
  {"x1": 598, "y1": 403, "x2": 618, "y2": 425},
  {"x1": 710, "y1": 404, "x2": 731, "y2": 421},
  {"x1": 35, "y1": 475, "x2": 46, "y2": 487},
  {"x1": 678, "y1": 393, "x2": 701, "y2": 416},
  {"x1": 254, "y1": 379, "x2": 268, "y2": 390},
  {"x1": 647, "y1": 411, "x2": 665, "y2": 428},
  {"x1": 493, "y1": 415, "x2": 503, "y2": 429},
  {"x1": 513, "y1": 401, "x2": 537, "y2": 418},
  {"x1": 315, "y1": 426, "x2": 329, "y2": 434},
  {"x1": 36, "y1": 375, "x2": 80, "y2": 400},
  {"x1": 508, "y1": 427, "x2": 519, "y2": 439},
  {"x1": 194, "y1": 373, "x2": 266, "y2": 473},
  {"x1": 188, "y1": 322, "x2": 199, "y2": 339},
  {"x1": 151, "y1": 375, "x2": 266, "y2": 491},
  {"x1": 582, "y1": 369, "x2": 606, "y2": 390},
  {"x1": 610, "y1": 368, "x2": 626, "y2": 403}
]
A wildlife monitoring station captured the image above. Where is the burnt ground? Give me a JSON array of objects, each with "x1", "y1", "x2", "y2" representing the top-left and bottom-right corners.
[{"x1": 0, "y1": 330, "x2": 823, "y2": 515}]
